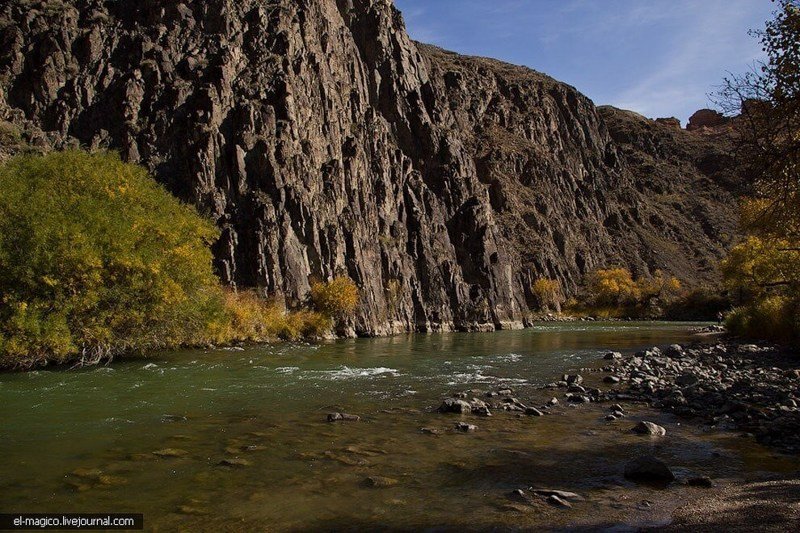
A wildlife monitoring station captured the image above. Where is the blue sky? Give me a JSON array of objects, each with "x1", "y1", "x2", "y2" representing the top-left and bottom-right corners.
[{"x1": 394, "y1": 0, "x2": 774, "y2": 123}]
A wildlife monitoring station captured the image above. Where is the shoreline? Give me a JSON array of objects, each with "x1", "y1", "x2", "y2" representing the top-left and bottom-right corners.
[
  {"x1": 427, "y1": 332, "x2": 800, "y2": 529},
  {"x1": 601, "y1": 338, "x2": 800, "y2": 454},
  {"x1": 0, "y1": 317, "x2": 716, "y2": 373}
]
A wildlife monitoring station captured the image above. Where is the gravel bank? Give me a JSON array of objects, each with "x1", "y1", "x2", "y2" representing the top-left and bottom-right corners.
[{"x1": 603, "y1": 339, "x2": 800, "y2": 453}]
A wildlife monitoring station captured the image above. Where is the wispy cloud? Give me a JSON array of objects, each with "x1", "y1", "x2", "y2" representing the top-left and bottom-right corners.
[
  {"x1": 609, "y1": 0, "x2": 767, "y2": 119},
  {"x1": 394, "y1": 0, "x2": 771, "y2": 121}
]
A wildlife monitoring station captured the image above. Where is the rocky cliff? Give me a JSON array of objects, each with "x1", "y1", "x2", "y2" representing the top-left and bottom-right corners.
[{"x1": 0, "y1": 0, "x2": 741, "y2": 335}]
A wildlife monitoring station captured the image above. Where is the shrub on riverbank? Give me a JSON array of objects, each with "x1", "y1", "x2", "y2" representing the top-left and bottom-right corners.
[
  {"x1": 212, "y1": 290, "x2": 331, "y2": 343},
  {"x1": 310, "y1": 276, "x2": 359, "y2": 319},
  {"x1": 0, "y1": 150, "x2": 225, "y2": 368},
  {"x1": 0, "y1": 151, "x2": 338, "y2": 369},
  {"x1": 571, "y1": 268, "x2": 684, "y2": 318},
  {"x1": 726, "y1": 296, "x2": 799, "y2": 343},
  {"x1": 721, "y1": 234, "x2": 800, "y2": 343},
  {"x1": 531, "y1": 278, "x2": 562, "y2": 312}
]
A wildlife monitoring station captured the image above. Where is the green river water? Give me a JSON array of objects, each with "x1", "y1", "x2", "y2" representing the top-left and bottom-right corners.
[{"x1": 1, "y1": 322, "x2": 797, "y2": 531}]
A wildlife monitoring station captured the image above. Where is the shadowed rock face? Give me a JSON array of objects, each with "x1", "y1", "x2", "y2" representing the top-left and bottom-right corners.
[{"x1": 0, "y1": 0, "x2": 741, "y2": 335}]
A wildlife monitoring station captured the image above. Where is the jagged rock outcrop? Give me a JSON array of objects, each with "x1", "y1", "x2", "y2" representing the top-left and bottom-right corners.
[
  {"x1": 655, "y1": 117, "x2": 681, "y2": 129},
  {"x1": 0, "y1": 0, "x2": 741, "y2": 335},
  {"x1": 687, "y1": 109, "x2": 729, "y2": 131}
]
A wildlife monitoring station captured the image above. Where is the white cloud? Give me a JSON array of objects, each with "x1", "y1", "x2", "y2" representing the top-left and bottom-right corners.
[{"x1": 608, "y1": 0, "x2": 768, "y2": 119}]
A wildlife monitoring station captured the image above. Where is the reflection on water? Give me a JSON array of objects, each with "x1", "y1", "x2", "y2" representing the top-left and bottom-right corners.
[{"x1": 1, "y1": 322, "x2": 795, "y2": 530}]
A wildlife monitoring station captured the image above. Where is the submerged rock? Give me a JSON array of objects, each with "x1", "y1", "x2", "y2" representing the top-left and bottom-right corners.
[
  {"x1": 624, "y1": 455, "x2": 675, "y2": 482},
  {"x1": 152, "y1": 448, "x2": 189, "y2": 458},
  {"x1": 217, "y1": 457, "x2": 251, "y2": 467},
  {"x1": 455, "y1": 422, "x2": 477, "y2": 432},
  {"x1": 363, "y1": 476, "x2": 398, "y2": 488},
  {"x1": 177, "y1": 505, "x2": 210, "y2": 516},
  {"x1": 327, "y1": 413, "x2": 361, "y2": 422}
]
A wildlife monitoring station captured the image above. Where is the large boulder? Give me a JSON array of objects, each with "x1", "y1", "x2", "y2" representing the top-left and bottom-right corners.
[{"x1": 632, "y1": 421, "x2": 667, "y2": 436}]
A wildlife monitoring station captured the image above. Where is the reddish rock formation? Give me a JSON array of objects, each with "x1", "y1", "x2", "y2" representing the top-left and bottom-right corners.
[{"x1": 687, "y1": 109, "x2": 729, "y2": 131}]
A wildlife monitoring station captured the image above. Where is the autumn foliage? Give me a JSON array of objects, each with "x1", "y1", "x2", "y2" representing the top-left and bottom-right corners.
[{"x1": 0, "y1": 151, "x2": 347, "y2": 369}]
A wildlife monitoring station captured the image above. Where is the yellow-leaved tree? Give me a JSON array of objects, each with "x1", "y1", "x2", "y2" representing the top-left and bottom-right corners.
[
  {"x1": 716, "y1": 1, "x2": 800, "y2": 343},
  {"x1": 0, "y1": 150, "x2": 225, "y2": 368}
]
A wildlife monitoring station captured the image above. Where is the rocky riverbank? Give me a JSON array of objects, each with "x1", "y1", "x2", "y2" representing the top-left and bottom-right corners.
[
  {"x1": 424, "y1": 334, "x2": 800, "y2": 528},
  {"x1": 600, "y1": 338, "x2": 800, "y2": 454}
]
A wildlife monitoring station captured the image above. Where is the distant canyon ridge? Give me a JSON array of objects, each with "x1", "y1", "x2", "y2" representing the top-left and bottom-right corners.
[{"x1": 0, "y1": 0, "x2": 740, "y2": 335}]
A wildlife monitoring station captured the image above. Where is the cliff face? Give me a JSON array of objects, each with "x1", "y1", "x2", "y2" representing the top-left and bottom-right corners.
[{"x1": 0, "y1": 0, "x2": 740, "y2": 335}]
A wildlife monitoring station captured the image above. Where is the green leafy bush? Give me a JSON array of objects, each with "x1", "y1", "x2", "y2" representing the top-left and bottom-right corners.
[
  {"x1": 0, "y1": 150, "x2": 346, "y2": 369},
  {"x1": 0, "y1": 150, "x2": 223, "y2": 368}
]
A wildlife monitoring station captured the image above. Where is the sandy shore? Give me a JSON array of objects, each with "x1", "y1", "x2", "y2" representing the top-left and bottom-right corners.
[{"x1": 660, "y1": 474, "x2": 800, "y2": 531}]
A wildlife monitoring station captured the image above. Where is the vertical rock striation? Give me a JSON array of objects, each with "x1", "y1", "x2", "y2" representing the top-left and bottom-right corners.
[{"x1": 0, "y1": 0, "x2": 740, "y2": 335}]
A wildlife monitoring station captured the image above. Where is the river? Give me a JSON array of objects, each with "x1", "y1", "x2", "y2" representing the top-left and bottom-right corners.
[{"x1": 1, "y1": 322, "x2": 796, "y2": 530}]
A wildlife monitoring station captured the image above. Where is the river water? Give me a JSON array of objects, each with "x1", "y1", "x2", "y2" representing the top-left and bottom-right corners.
[{"x1": 1, "y1": 322, "x2": 796, "y2": 530}]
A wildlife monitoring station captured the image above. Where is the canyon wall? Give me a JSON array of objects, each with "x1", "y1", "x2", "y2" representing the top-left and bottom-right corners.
[{"x1": 0, "y1": 0, "x2": 740, "y2": 334}]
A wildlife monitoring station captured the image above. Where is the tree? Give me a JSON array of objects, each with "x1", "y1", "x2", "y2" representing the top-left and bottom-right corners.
[
  {"x1": 0, "y1": 151, "x2": 224, "y2": 367},
  {"x1": 716, "y1": 0, "x2": 800, "y2": 236},
  {"x1": 721, "y1": 235, "x2": 800, "y2": 299},
  {"x1": 715, "y1": 1, "x2": 800, "y2": 342},
  {"x1": 586, "y1": 268, "x2": 641, "y2": 307},
  {"x1": 638, "y1": 270, "x2": 682, "y2": 303}
]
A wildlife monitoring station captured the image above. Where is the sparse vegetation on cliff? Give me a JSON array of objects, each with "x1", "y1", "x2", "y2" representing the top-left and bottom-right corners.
[{"x1": 531, "y1": 278, "x2": 563, "y2": 312}]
